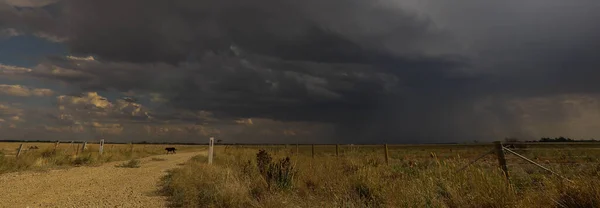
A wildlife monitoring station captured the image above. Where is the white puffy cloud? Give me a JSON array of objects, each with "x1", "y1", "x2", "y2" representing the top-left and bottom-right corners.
[
  {"x1": 55, "y1": 92, "x2": 156, "y2": 126},
  {"x1": 0, "y1": 84, "x2": 54, "y2": 97},
  {"x1": 0, "y1": 64, "x2": 33, "y2": 75},
  {"x1": 235, "y1": 118, "x2": 253, "y2": 125},
  {"x1": 33, "y1": 32, "x2": 68, "y2": 42},
  {"x1": 0, "y1": 103, "x2": 22, "y2": 115},
  {"x1": 57, "y1": 92, "x2": 112, "y2": 109},
  {"x1": 10, "y1": 115, "x2": 22, "y2": 121},
  {"x1": 66, "y1": 56, "x2": 96, "y2": 61},
  {"x1": 114, "y1": 99, "x2": 144, "y2": 117}
]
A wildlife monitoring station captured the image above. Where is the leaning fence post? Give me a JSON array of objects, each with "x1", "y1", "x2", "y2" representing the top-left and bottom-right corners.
[
  {"x1": 384, "y1": 144, "x2": 389, "y2": 165},
  {"x1": 129, "y1": 143, "x2": 134, "y2": 155},
  {"x1": 494, "y1": 141, "x2": 509, "y2": 181},
  {"x1": 81, "y1": 142, "x2": 87, "y2": 152},
  {"x1": 76, "y1": 144, "x2": 80, "y2": 156},
  {"x1": 311, "y1": 144, "x2": 315, "y2": 158},
  {"x1": 99, "y1": 139, "x2": 104, "y2": 155},
  {"x1": 336, "y1": 144, "x2": 339, "y2": 157},
  {"x1": 16, "y1": 144, "x2": 24, "y2": 158},
  {"x1": 54, "y1": 141, "x2": 60, "y2": 152},
  {"x1": 208, "y1": 137, "x2": 214, "y2": 164}
]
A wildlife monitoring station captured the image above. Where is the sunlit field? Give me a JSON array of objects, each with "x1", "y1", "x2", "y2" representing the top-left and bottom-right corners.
[
  {"x1": 0, "y1": 142, "x2": 204, "y2": 174},
  {"x1": 161, "y1": 143, "x2": 600, "y2": 207}
]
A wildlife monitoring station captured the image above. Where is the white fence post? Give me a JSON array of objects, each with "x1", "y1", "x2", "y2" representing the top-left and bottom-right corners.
[
  {"x1": 99, "y1": 139, "x2": 104, "y2": 155},
  {"x1": 16, "y1": 144, "x2": 24, "y2": 158},
  {"x1": 208, "y1": 137, "x2": 214, "y2": 164},
  {"x1": 54, "y1": 141, "x2": 60, "y2": 152},
  {"x1": 82, "y1": 142, "x2": 87, "y2": 152}
]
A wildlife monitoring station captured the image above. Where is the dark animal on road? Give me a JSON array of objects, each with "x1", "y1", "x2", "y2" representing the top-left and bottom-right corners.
[{"x1": 165, "y1": 147, "x2": 176, "y2": 154}]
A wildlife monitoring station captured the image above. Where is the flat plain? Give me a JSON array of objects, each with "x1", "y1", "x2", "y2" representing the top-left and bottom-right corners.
[
  {"x1": 160, "y1": 143, "x2": 600, "y2": 207},
  {"x1": 0, "y1": 151, "x2": 205, "y2": 208},
  {"x1": 3, "y1": 142, "x2": 600, "y2": 207}
]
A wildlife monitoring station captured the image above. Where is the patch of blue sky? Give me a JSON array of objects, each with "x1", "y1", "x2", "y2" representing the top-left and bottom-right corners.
[
  {"x1": 0, "y1": 35, "x2": 155, "y2": 108},
  {"x1": 0, "y1": 35, "x2": 67, "y2": 107},
  {"x1": 0, "y1": 35, "x2": 67, "y2": 67}
]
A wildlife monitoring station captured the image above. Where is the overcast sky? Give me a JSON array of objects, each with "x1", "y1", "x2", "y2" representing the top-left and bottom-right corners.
[{"x1": 0, "y1": 0, "x2": 599, "y2": 143}]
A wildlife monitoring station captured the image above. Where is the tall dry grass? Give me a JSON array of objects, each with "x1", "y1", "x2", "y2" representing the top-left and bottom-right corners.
[
  {"x1": 160, "y1": 145, "x2": 600, "y2": 208},
  {"x1": 0, "y1": 142, "x2": 202, "y2": 174}
]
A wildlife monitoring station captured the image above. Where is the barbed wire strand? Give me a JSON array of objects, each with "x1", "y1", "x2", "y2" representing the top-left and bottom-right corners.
[
  {"x1": 503, "y1": 147, "x2": 574, "y2": 183},
  {"x1": 455, "y1": 148, "x2": 496, "y2": 173}
]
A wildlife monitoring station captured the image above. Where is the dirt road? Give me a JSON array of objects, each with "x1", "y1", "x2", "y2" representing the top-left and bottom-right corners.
[{"x1": 0, "y1": 151, "x2": 204, "y2": 208}]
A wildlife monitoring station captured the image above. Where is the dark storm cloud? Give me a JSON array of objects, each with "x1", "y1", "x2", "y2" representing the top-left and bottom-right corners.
[
  {"x1": 3, "y1": 0, "x2": 600, "y2": 142},
  {"x1": 31, "y1": 54, "x2": 401, "y2": 123},
  {"x1": 0, "y1": 0, "x2": 66, "y2": 40},
  {"x1": 60, "y1": 0, "x2": 457, "y2": 65},
  {"x1": 402, "y1": 0, "x2": 600, "y2": 95},
  {"x1": 21, "y1": 51, "x2": 483, "y2": 143}
]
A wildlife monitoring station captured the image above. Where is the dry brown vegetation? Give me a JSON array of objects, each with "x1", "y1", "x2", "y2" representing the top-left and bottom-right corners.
[
  {"x1": 160, "y1": 144, "x2": 600, "y2": 208},
  {"x1": 0, "y1": 142, "x2": 201, "y2": 174}
]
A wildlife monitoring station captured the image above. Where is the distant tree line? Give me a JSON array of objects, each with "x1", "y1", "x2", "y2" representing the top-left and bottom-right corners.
[
  {"x1": 538, "y1": 137, "x2": 597, "y2": 142},
  {"x1": 505, "y1": 137, "x2": 598, "y2": 143},
  {"x1": 0, "y1": 140, "x2": 206, "y2": 145}
]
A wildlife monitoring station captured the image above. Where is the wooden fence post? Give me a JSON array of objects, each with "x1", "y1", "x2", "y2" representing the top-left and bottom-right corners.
[
  {"x1": 336, "y1": 144, "x2": 339, "y2": 157},
  {"x1": 494, "y1": 141, "x2": 509, "y2": 181},
  {"x1": 384, "y1": 144, "x2": 389, "y2": 165},
  {"x1": 81, "y1": 142, "x2": 87, "y2": 152},
  {"x1": 311, "y1": 144, "x2": 315, "y2": 158},
  {"x1": 99, "y1": 139, "x2": 104, "y2": 155},
  {"x1": 54, "y1": 141, "x2": 60, "y2": 152},
  {"x1": 208, "y1": 137, "x2": 214, "y2": 164},
  {"x1": 76, "y1": 144, "x2": 80, "y2": 156},
  {"x1": 16, "y1": 144, "x2": 24, "y2": 158}
]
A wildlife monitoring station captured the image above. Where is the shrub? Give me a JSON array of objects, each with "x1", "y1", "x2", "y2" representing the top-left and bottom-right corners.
[
  {"x1": 256, "y1": 149, "x2": 272, "y2": 179},
  {"x1": 267, "y1": 157, "x2": 296, "y2": 190},
  {"x1": 256, "y1": 150, "x2": 296, "y2": 190}
]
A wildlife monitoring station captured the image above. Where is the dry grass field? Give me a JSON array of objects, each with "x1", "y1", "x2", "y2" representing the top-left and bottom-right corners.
[
  {"x1": 160, "y1": 144, "x2": 600, "y2": 207},
  {"x1": 0, "y1": 142, "x2": 203, "y2": 174}
]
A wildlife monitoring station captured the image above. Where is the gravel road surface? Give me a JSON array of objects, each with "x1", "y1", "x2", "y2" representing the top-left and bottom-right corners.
[{"x1": 0, "y1": 151, "x2": 204, "y2": 208}]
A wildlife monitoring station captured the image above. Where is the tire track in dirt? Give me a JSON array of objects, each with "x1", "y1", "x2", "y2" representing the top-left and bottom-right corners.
[{"x1": 0, "y1": 151, "x2": 205, "y2": 208}]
